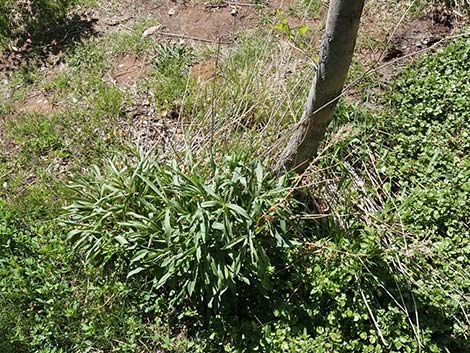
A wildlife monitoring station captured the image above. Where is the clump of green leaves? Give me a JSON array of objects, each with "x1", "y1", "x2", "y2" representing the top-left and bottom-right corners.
[
  {"x1": 273, "y1": 16, "x2": 310, "y2": 48},
  {"x1": 63, "y1": 151, "x2": 305, "y2": 309}
]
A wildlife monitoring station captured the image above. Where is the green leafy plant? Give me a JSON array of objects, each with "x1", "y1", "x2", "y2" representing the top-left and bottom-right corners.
[
  {"x1": 379, "y1": 36, "x2": 470, "y2": 342},
  {"x1": 63, "y1": 151, "x2": 305, "y2": 309},
  {"x1": 273, "y1": 16, "x2": 309, "y2": 48}
]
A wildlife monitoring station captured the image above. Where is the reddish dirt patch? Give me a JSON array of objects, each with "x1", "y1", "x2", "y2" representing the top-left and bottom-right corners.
[
  {"x1": 91, "y1": 0, "x2": 260, "y2": 42},
  {"x1": 95, "y1": 0, "x2": 324, "y2": 44},
  {"x1": 190, "y1": 59, "x2": 216, "y2": 83},
  {"x1": 109, "y1": 54, "x2": 153, "y2": 86},
  {"x1": 15, "y1": 93, "x2": 56, "y2": 115},
  {"x1": 0, "y1": 137, "x2": 16, "y2": 159},
  {"x1": 154, "y1": 3, "x2": 258, "y2": 43}
]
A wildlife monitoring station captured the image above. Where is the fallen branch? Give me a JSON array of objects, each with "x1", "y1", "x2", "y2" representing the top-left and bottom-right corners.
[
  {"x1": 156, "y1": 31, "x2": 232, "y2": 44},
  {"x1": 205, "y1": 1, "x2": 265, "y2": 8}
]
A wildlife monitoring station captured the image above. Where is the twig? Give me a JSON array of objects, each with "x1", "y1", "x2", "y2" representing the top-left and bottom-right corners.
[
  {"x1": 205, "y1": 1, "x2": 265, "y2": 7},
  {"x1": 411, "y1": 292, "x2": 423, "y2": 353},
  {"x1": 357, "y1": 279, "x2": 388, "y2": 347},
  {"x1": 104, "y1": 15, "x2": 135, "y2": 27},
  {"x1": 0, "y1": 170, "x2": 13, "y2": 180},
  {"x1": 285, "y1": 40, "x2": 318, "y2": 68},
  {"x1": 156, "y1": 31, "x2": 231, "y2": 44},
  {"x1": 227, "y1": 1, "x2": 264, "y2": 6},
  {"x1": 174, "y1": 65, "x2": 192, "y2": 152},
  {"x1": 210, "y1": 38, "x2": 222, "y2": 169}
]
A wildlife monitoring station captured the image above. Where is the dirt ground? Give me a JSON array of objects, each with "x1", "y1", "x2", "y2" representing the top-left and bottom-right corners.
[
  {"x1": 0, "y1": 0, "x2": 465, "y2": 124},
  {"x1": 1, "y1": 0, "x2": 461, "y2": 74},
  {"x1": 108, "y1": 54, "x2": 153, "y2": 86}
]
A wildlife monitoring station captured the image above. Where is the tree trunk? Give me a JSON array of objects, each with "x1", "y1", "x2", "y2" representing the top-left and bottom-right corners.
[{"x1": 277, "y1": 0, "x2": 365, "y2": 173}]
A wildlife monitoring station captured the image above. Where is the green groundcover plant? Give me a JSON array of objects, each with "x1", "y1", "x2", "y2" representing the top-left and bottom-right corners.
[{"x1": 0, "y1": 204, "x2": 205, "y2": 353}]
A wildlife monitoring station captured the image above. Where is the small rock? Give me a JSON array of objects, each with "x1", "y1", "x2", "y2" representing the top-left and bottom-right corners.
[
  {"x1": 168, "y1": 8, "x2": 176, "y2": 16},
  {"x1": 142, "y1": 25, "x2": 161, "y2": 38}
]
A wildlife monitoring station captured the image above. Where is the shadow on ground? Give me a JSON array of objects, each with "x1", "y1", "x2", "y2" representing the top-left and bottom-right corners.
[{"x1": 0, "y1": 14, "x2": 98, "y2": 73}]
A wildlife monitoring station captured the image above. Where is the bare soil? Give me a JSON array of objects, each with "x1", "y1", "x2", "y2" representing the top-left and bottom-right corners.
[
  {"x1": 154, "y1": 3, "x2": 258, "y2": 42},
  {"x1": 1, "y1": 0, "x2": 467, "y2": 154},
  {"x1": 383, "y1": 9, "x2": 455, "y2": 62},
  {"x1": 0, "y1": 93, "x2": 56, "y2": 157},
  {"x1": 1, "y1": 1, "x2": 463, "y2": 76},
  {"x1": 15, "y1": 93, "x2": 56, "y2": 115},
  {"x1": 109, "y1": 54, "x2": 153, "y2": 86},
  {"x1": 190, "y1": 59, "x2": 216, "y2": 83}
]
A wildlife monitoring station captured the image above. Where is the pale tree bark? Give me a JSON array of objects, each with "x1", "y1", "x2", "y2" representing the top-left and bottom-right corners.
[{"x1": 277, "y1": 0, "x2": 365, "y2": 173}]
